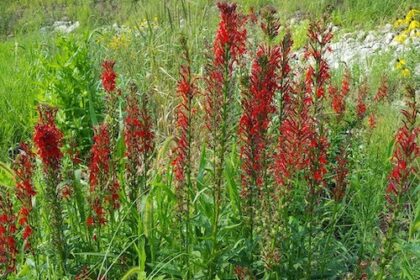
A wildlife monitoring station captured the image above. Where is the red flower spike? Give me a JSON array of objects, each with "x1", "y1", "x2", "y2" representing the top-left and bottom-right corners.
[
  {"x1": 172, "y1": 55, "x2": 196, "y2": 215},
  {"x1": 33, "y1": 105, "x2": 63, "y2": 171},
  {"x1": 374, "y1": 75, "x2": 388, "y2": 102},
  {"x1": 276, "y1": 30, "x2": 294, "y2": 120},
  {"x1": 329, "y1": 69, "x2": 351, "y2": 118},
  {"x1": 205, "y1": 2, "x2": 247, "y2": 136},
  {"x1": 304, "y1": 21, "x2": 332, "y2": 100},
  {"x1": 356, "y1": 80, "x2": 368, "y2": 120},
  {"x1": 213, "y1": 2, "x2": 247, "y2": 69},
  {"x1": 308, "y1": 135, "x2": 329, "y2": 187},
  {"x1": 275, "y1": 81, "x2": 314, "y2": 187},
  {"x1": 89, "y1": 124, "x2": 111, "y2": 189},
  {"x1": 386, "y1": 86, "x2": 419, "y2": 204},
  {"x1": 124, "y1": 87, "x2": 154, "y2": 174},
  {"x1": 260, "y1": 5, "x2": 280, "y2": 40},
  {"x1": 332, "y1": 148, "x2": 349, "y2": 201},
  {"x1": 368, "y1": 113, "x2": 377, "y2": 129},
  {"x1": 304, "y1": 20, "x2": 333, "y2": 189},
  {"x1": 329, "y1": 85, "x2": 345, "y2": 115},
  {"x1": 124, "y1": 83, "x2": 154, "y2": 203},
  {"x1": 101, "y1": 60, "x2": 117, "y2": 93},
  {"x1": 86, "y1": 216, "x2": 94, "y2": 227},
  {"x1": 12, "y1": 143, "x2": 36, "y2": 245},
  {"x1": 0, "y1": 191, "x2": 17, "y2": 275},
  {"x1": 240, "y1": 45, "x2": 281, "y2": 196},
  {"x1": 204, "y1": 1, "x2": 248, "y2": 227},
  {"x1": 341, "y1": 69, "x2": 350, "y2": 97},
  {"x1": 88, "y1": 124, "x2": 116, "y2": 228}
]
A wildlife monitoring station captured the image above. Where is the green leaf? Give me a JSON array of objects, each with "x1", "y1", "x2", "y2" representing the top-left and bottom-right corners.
[{"x1": 121, "y1": 267, "x2": 146, "y2": 280}]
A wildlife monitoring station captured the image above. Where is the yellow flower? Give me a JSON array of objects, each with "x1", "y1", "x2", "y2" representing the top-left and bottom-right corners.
[
  {"x1": 405, "y1": 9, "x2": 419, "y2": 22},
  {"x1": 395, "y1": 32, "x2": 408, "y2": 43},
  {"x1": 408, "y1": 20, "x2": 419, "y2": 31},
  {"x1": 395, "y1": 59, "x2": 406, "y2": 69},
  {"x1": 393, "y1": 18, "x2": 405, "y2": 28},
  {"x1": 402, "y1": 68, "x2": 411, "y2": 77},
  {"x1": 109, "y1": 33, "x2": 130, "y2": 50},
  {"x1": 140, "y1": 19, "x2": 148, "y2": 28}
]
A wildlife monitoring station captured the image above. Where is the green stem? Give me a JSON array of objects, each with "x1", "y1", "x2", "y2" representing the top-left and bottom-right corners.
[
  {"x1": 306, "y1": 192, "x2": 314, "y2": 279},
  {"x1": 46, "y1": 173, "x2": 66, "y2": 276},
  {"x1": 209, "y1": 51, "x2": 230, "y2": 279}
]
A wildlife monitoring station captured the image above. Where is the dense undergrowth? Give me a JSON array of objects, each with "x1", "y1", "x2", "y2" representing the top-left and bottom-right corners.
[{"x1": 0, "y1": 1, "x2": 419, "y2": 280}]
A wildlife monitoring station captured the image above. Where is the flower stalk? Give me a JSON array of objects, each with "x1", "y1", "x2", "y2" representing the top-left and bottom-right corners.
[
  {"x1": 204, "y1": 2, "x2": 246, "y2": 277},
  {"x1": 33, "y1": 104, "x2": 66, "y2": 274},
  {"x1": 172, "y1": 37, "x2": 196, "y2": 277}
]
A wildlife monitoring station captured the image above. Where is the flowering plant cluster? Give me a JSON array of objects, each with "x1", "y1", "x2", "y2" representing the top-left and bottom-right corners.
[{"x1": 1, "y1": 2, "x2": 418, "y2": 279}]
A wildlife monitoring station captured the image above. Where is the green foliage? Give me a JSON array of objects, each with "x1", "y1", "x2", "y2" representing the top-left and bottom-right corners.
[
  {"x1": 36, "y1": 34, "x2": 102, "y2": 156},
  {"x1": 0, "y1": 35, "x2": 38, "y2": 161}
]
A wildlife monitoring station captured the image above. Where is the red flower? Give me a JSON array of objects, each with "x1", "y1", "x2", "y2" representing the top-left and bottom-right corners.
[
  {"x1": 87, "y1": 199, "x2": 107, "y2": 228},
  {"x1": 13, "y1": 143, "x2": 36, "y2": 246},
  {"x1": 33, "y1": 106, "x2": 66, "y2": 266},
  {"x1": 374, "y1": 75, "x2": 388, "y2": 102},
  {"x1": 205, "y1": 2, "x2": 247, "y2": 136},
  {"x1": 173, "y1": 65, "x2": 195, "y2": 183},
  {"x1": 304, "y1": 21, "x2": 332, "y2": 99},
  {"x1": 86, "y1": 216, "x2": 94, "y2": 227},
  {"x1": 106, "y1": 179, "x2": 120, "y2": 210},
  {"x1": 0, "y1": 191, "x2": 17, "y2": 275},
  {"x1": 101, "y1": 60, "x2": 117, "y2": 93},
  {"x1": 89, "y1": 124, "x2": 122, "y2": 229},
  {"x1": 88, "y1": 124, "x2": 111, "y2": 229},
  {"x1": 33, "y1": 105, "x2": 63, "y2": 171},
  {"x1": 341, "y1": 69, "x2": 350, "y2": 97},
  {"x1": 332, "y1": 148, "x2": 349, "y2": 201},
  {"x1": 329, "y1": 70, "x2": 350, "y2": 117},
  {"x1": 275, "y1": 82, "x2": 313, "y2": 187},
  {"x1": 89, "y1": 124, "x2": 111, "y2": 189},
  {"x1": 240, "y1": 45, "x2": 280, "y2": 197},
  {"x1": 213, "y1": 2, "x2": 247, "y2": 69},
  {"x1": 356, "y1": 81, "x2": 368, "y2": 120},
  {"x1": 124, "y1": 87, "x2": 154, "y2": 175},
  {"x1": 308, "y1": 135, "x2": 329, "y2": 187},
  {"x1": 329, "y1": 85, "x2": 345, "y2": 115},
  {"x1": 124, "y1": 83, "x2": 154, "y2": 203},
  {"x1": 60, "y1": 185, "x2": 73, "y2": 200},
  {"x1": 172, "y1": 60, "x2": 196, "y2": 215},
  {"x1": 278, "y1": 30, "x2": 294, "y2": 109},
  {"x1": 386, "y1": 86, "x2": 419, "y2": 204},
  {"x1": 260, "y1": 5, "x2": 280, "y2": 40},
  {"x1": 304, "y1": 20, "x2": 332, "y2": 189},
  {"x1": 22, "y1": 225, "x2": 32, "y2": 240},
  {"x1": 368, "y1": 113, "x2": 376, "y2": 129}
]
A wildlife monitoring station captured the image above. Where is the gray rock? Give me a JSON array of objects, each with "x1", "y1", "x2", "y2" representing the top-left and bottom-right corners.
[
  {"x1": 415, "y1": 64, "x2": 420, "y2": 78},
  {"x1": 53, "y1": 21, "x2": 80, "y2": 33},
  {"x1": 357, "y1": 31, "x2": 366, "y2": 41},
  {"x1": 384, "y1": 33, "x2": 394, "y2": 44},
  {"x1": 364, "y1": 33, "x2": 375, "y2": 43},
  {"x1": 380, "y1": 24, "x2": 392, "y2": 33},
  {"x1": 371, "y1": 43, "x2": 381, "y2": 51},
  {"x1": 389, "y1": 39, "x2": 399, "y2": 47}
]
